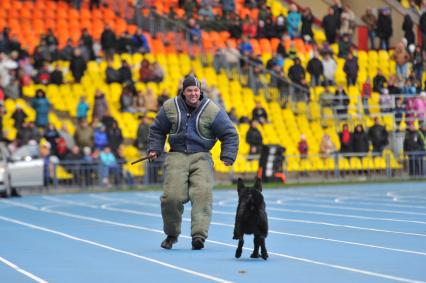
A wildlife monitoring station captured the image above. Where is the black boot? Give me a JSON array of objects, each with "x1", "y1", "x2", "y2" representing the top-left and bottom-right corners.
[
  {"x1": 191, "y1": 237, "x2": 205, "y2": 250},
  {"x1": 11, "y1": 188, "x2": 21, "y2": 198},
  {"x1": 161, "y1": 236, "x2": 177, "y2": 249}
]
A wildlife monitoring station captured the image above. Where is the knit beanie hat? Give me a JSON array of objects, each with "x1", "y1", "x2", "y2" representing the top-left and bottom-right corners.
[{"x1": 182, "y1": 75, "x2": 202, "y2": 92}]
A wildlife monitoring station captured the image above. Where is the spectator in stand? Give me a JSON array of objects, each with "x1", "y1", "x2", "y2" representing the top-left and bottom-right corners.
[
  {"x1": 105, "y1": 61, "x2": 121, "y2": 84},
  {"x1": 252, "y1": 101, "x2": 268, "y2": 124},
  {"x1": 286, "y1": 4, "x2": 301, "y2": 39},
  {"x1": 241, "y1": 15, "x2": 257, "y2": 38},
  {"x1": 404, "y1": 124, "x2": 425, "y2": 176},
  {"x1": 361, "y1": 77, "x2": 372, "y2": 115},
  {"x1": 275, "y1": 35, "x2": 287, "y2": 57},
  {"x1": 362, "y1": 8, "x2": 377, "y2": 50},
  {"x1": 93, "y1": 123, "x2": 108, "y2": 150},
  {"x1": 101, "y1": 24, "x2": 117, "y2": 55},
  {"x1": 275, "y1": 13, "x2": 286, "y2": 38},
  {"x1": 59, "y1": 124, "x2": 75, "y2": 153},
  {"x1": 368, "y1": 117, "x2": 389, "y2": 154},
  {"x1": 132, "y1": 28, "x2": 150, "y2": 54},
  {"x1": 120, "y1": 84, "x2": 135, "y2": 113},
  {"x1": 421, "y1": 8, "x2": 426, "y2": 51},
  {"x1": 334, "y1": 84, "x2": 350, "y2": 118},
  {"x1": 11, "y1": 104, "x2": 27, "y2": 130},
  {"x1": 307, "y1": 52, "x2": 323, "y2": 87},
  {"x1": 394, "y1": 97, "x2": 405, "y2": 131},
  {"x1": 31, "y1": 89, "x2": 50, "y2": 129},
  {"x1": 117, "y1": 31, "x2": 133, "y2": 54},
  {"x1": 99, "y1": 146, "x2": 121, "y2": 187},
  {"x1": 222, "y1": 41, "x2": 240, "y2": 79},
  {"x1": 44, "y1": 123, "x2": 60, "y2": 155},
  {"x1": 380, "y1": 88, "x2": 393, "y2": 113},
  {"x1": 301, "y1": 8, "x2": 314, "y2": 43},
  {"x1": 393, "y1": 41, "x2": 410, "y2": 80},
  {"x1": 322, "y1": 7, "x2": 339, "y2": 44},
  {"x1": 77, "y1": 38, "x2": 91, "y2": 62},
  {"x1": 70, "y1": 48, "x2": 87, "y2": 83},
  {"x1": 135, "y1": 115, "x2": 150, "y2": 152},
  {"x1": 340, "y1": 5, "x2": 356, "y2": 40},
  {"x1": 139, "y1": 59, "x2": 154, "y2": 83},
  {"x1": 74, "y1": 119, "x2": 93, "y2": 149},
  {"x1": 376, "y1": 7, "x2": 393, "y2": 50},
  {"x1": 246, "y1": 119, "x2": 263, "y2": 156},
  {"x1": 298, "y1": 134, "x2": 308, "y2": 159},
  {"x1": 321, "y1": 53, "x2": 336, "y2": 87},
  {"x1": 76, "y1": 96, "x2": 89, "y2": 121},
  {"x1": 288, "y1": 57, "x2": 306, "y2": 95},
  {"x1": 119, "y1": 60, "x2": 133, "y2": 83},
  {"x1": 352, "y1": 124, "x2": 369, "y2": 157},
  {"x1": 107, "y1": 121, "x2": 123, "y2": 156},
  {"x1": 49, "y1": 65, "x2": 63, "y2": 85},
  {"x1": 319, "y1": 133, "x2": 336, "y2": 158},
  {"x1": 373, "y1": 68, "x2": 387, "y2": 93},
  {"x1": 35, "y1": 63, "x2": 50, "y2": 85},
  {"x1": 402, "y1": 14, "x2": 416, "y2": 47},
  {"x1": 339, "y1": 123, "x2": 352, "y2": 154},
  {"x1": 343, "y1": 52, "x2": 359, "y2": 86},
  {"x1": 338, "y1": 33, "x2": 352, "y2": 58},
  {"x1": 80, "y1": 28, "x2": 95, "y2": 60},
  {"x1": 92, "y1": 90, "x2": 109, "y2": 120},
  {"x1": 412, "y1": 45, "x2": 424, "y2": 82},
  {"x1": 414, "y1": 92, "x2": 426, "y2": 125},
  {"x1": 151, "y1": 62, "x2": 165, "y2": 83},
  {"x1": 60, "y1": 39, "x2": 74, "y2": 61}
]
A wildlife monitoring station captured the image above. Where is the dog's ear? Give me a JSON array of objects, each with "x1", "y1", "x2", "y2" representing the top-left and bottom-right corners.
[
  {"x1": 254, "y1": 177, "x2": 262, "y2": 192},
  {"x1": 237, "y1": 178, "x2": 245, "y2": 195}
]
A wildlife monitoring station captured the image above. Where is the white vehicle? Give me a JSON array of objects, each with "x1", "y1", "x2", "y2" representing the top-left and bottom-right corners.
[{"x1": 0, "y1": 143, "x2": 44, "y2": 197}]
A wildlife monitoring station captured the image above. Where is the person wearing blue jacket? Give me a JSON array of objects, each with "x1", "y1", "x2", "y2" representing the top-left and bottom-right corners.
[
  {"x1": 31, "y1": 89, "x2": 50, "y2": 128},
  {"x1": 286, "y1": 4, "x2": 301, "y2": 39},
  {"x1": 148, "y1": 75, "x2": 239, "y2": 250}
]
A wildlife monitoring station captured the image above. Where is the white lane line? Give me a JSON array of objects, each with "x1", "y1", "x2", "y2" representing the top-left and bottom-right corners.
[
  {"x1": 0, "y1": 215, "x2": 233, "y2": 283},
  {"x1": 219, "y1": 198, "x2": 426, "y2": 216},
  {"x1": 0, "y1": 256, "x2": 48, "y2": 283},
  {"x1": 271, "y1": 199, "x2": 426, "y2": 216},
  {"x1": 215, "y1": 202, "x2": 426, "y2": 225},
  {"x1": 87, "y1": 195, "x2": 426, "y2": 237},
  {"x1": 3, "y1": 201, "x2": 425, "y2": 283},
  {"x1": 36, "y1": 197, "x2": 426, "y2": 255}
]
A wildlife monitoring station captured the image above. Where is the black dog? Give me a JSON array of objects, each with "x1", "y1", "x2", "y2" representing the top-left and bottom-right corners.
[{"x1": 233, "y1": 178, "x2": 268, "y2": 260}]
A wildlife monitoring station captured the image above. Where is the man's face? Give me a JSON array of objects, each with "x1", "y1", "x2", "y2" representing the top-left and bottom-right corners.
[{"x1": 183, "y1": 86, "x2": 201, "y2": 107}]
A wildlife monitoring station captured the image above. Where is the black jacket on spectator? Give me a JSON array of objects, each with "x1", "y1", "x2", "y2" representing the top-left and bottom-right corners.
[
  {"x1": 301, "y1": 13, "x2": 314, "y2": 39},
  {"x1": 119, "y1": 66, "x2": 133, "y2": 83},
  {"x1": 307, "y1": 57, "x2": 323, "y2": 77},
  {"x1": 276, "y1": 42, "x2": 288, "y2": 58},
  {"x1": 351, "y1": 129, "x2": 369, "y2": 154},
  {"x1": 11, "y1": 109, "x2": 27, "y2": 129},
  {"x1": 376, "y1": 13, "x2": 393, "y2": 40},
  {"x1": 373, "y1": 73, "x2": 386, "y2": 93},
  {"x1": 70, "y1": 55, "x2": 87, "y2": 82},
  {"x1": 101, "y1": 29, "x2": 117, "y2": 51},
  {"x1": 404, "y1": 130, "x2": 425, "y2": 152},
  {"x1": 288, "y1": 63, "x2": 305, "y2": 84},
  {"x1": 343, "y1": 57, "x2": 359, "y2": 79},
  {"x1": 368, "y1": 124, "x2": 389, "y2": 153},
  {"x1": 106, "y1": 66, "x2": 121, "y2": 84},
  {"x1": 246, "y1": 126, "x2": 263, "y2": 149},
  {"x1": 322, "y1": 15, "x2": 339, "y2": 43},
  {"x1": 107, "y1": 126, "x2": 123, "y2": 154},
  {"x1": 402, "y1": 15, "x2": 415, "y2": 47},
  {"x1": 50, "y1": 70, "x2": 63, "y2": 85},
  {"x1": 334, "y1": 89, "x2": 350, "y2": 116}
]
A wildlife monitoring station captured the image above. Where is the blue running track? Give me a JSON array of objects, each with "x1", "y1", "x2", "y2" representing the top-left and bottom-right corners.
[{"x1": 1, "y1": 182, "x2": 425, "y2": 283}]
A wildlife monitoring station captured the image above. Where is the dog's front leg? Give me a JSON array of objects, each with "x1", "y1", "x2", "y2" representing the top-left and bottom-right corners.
[
  {"x1": 235, "y1": 237, "x2": 244, "y2": 258},
  {"x1": 250, "y1": 236, "x2": 260, "y2": 258},
  {"x1": 260, "y1": 238, "x2": 268, "y2": 260}
]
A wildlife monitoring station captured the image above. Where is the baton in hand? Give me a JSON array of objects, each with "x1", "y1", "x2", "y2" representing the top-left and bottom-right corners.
[{"x1": 131, "y1": 156, "x2": 151, "y2": 165}]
